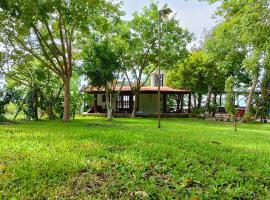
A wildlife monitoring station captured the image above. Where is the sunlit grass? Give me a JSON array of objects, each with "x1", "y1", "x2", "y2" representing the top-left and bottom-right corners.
[{"x1": 0, "y1": 117, "x2": 270, "y2": 199}]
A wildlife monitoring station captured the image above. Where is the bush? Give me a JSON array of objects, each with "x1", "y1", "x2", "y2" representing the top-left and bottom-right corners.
[{"x1": 192, "y1": 107, "x2": 205, "y2": 115}]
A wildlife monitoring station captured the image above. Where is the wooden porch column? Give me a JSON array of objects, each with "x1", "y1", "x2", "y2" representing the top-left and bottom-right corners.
[
  {"x1": 188, "y1": 92, "x2": 192, "y2": 113},
  {"x1": 129, "y1": 93, "x2": 133, "y2": 113},
  {"x1": 180, "y1": 94, "x2": 184, "y2": 113},
  {"x1": 163, "y1": 93, "x2": 167, "y2": 113},
  {"x1": 176, "y1": 94, "x2": 180, "y2": 111},
  {"x1": 94, "y1": 94, "x2": 98, "y2": 113},
  {"x1": 137, "y1": 93, "x2": 140, "y2": 111},
  {"x1": 219, "y1": 93, "x2": 222, "y2": 106}
]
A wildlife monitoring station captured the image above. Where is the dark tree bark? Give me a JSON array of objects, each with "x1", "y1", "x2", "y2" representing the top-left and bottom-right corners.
[
  {"x1": 219, "y1": 93, "x2": 222, "y2": 107},
  {"x1": 63, "y1": 77, "x2": 71, "y2": 121},
  {"x1": 33, "y1": 90, "x2": 39, "y2": 121}
]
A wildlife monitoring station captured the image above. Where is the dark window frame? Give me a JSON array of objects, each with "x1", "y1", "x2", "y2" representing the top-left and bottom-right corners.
[{"x1": 117, "y1": 95, "x2": 130, "y2": 109}]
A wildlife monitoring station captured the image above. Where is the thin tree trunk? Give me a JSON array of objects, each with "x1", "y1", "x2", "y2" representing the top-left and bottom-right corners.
[
  {"x1": 193, "y1": 93, "x2": 197, "y2": 108},
  {"x1": 198, "y1": 93, "x2": 202, "y2": 108},
  {"x1": 131, "y1": 89, "x2": 139, "y2": 118},
  {"x1": 176, "y1": 94, "x2": 180, "y2": 110},
  {"x1": 244, "y1": 74, "x2": 259, "y2": 122},
  {"x1": 205, "y1": 87, "x2": 212, "y2": 117},
  {"x1": 234, "y1": 115, "x2": 237, "y2": 131},
  {"x1": 33, "y1": 87, "x2": 39, "y2": 121},
  {"x1": 219, "y1": 93, "x2": 222, "y2": 106},
  {"x1": 106, "y1": 88, "x2": 113, "y2": 121},
  {"x1": 212, "y1": 93, "x2": 217, "y2": 118},
  {"x1": 13, "y1": 107, "x2": 22, "y2": 120},
  {"x1": 47, "y1": 104, "x2": 56, "y2": 119},
  {"x1": 206, "y1": 86, "x2": 212, "y2": 110},
  {"x1": 63, "y1": 78, "x2": 71, "y2": 121}
]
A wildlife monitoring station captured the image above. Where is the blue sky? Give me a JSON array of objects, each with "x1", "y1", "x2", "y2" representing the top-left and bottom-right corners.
[{"x1": 121, "y1": 0, "x2": 219, "y2": 45}]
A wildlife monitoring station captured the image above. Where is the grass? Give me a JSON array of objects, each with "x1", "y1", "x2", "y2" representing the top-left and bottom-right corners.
[{"x1": 0, "y1": 117, "x2": 270, "y2": 199}]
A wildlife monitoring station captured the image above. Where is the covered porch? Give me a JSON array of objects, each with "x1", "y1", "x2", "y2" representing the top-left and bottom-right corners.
[{"x1": 84, "y1": 86, "x2": 192, "y2": 115}]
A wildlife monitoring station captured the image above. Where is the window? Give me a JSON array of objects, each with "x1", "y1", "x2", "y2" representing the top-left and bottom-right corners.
[
  {"x1": 117, "y1": 96, "x2": 121, "y2": 108},
  {"x1": 102, "y1": 95, "x2": 106, "y2": 102},
  {"x1": 154, "y1": 74, "x2": 164, "y2": 86},
  {"x1": 123, "y1": 95, "x2": 130, "y2": 108},
  {"x1": 117, "y1": 95, "x2": 130, "y2": 109}
]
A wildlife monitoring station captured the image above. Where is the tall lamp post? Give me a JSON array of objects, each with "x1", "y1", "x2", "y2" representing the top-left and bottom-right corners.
[{"x1": 158, "y1": 6, "x2": 172, "y2": 128}]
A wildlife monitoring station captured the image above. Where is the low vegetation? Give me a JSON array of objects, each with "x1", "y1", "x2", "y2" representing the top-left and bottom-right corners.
[{"x1": 0, "y1": 117, "x2": 270, "y2": 199}]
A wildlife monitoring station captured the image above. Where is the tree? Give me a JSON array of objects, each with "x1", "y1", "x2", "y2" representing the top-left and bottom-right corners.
[
  {"x1": 0, "y1": 0, "x2": 120, "y2": 121},
  {"x1": 201, "y1": 0, "x2": 270, "y2": 121},
  {"x1": 225, "y1": 76, "x2": 237, "y2": 131},
  {"x1": 166, "y1": 51, "x2": 224, "y2": 110},
  {"x1": 121, "y1": 3, "x2": 192, "y2": 117},
  {"x1": 0, "y1": 44, "x2": 67, "y2": 120},
  {"x1": 82, "y1": 35, "x2": 124, "y2": 121},
  {"x1": 0, "y1": 90, "x2": 10, "y2": 121},
  {"x1": 5, "y1": 66, "x2": 65, "y2": 120},
  {"x1": 203, "y1": 28, "x2": 250, "y2": 87}
]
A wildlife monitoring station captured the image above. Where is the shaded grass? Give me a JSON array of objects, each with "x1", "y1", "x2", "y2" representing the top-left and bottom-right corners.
[{"x1": 0, "y1": 117, "x2": 270, "y2": 199}]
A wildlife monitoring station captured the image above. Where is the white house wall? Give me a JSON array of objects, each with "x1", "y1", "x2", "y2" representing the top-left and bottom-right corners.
[
  {"x1": 96, "y1": 93, "x2": 164, "y2": 114},
  {"x1": 96, "y1": 94, "x2": 117, "y2": 111},
  {"x1": 138, "y1": 94, "x2": 163, "y2": 114}
]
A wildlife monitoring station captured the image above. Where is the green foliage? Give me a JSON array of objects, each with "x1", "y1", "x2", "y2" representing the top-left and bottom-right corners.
[
  {"x1": 204, "y1": 29, "x2": 250, "y2": 86},
  {"x1": 202, "y1": 0, "x2": 270, "y2": 120},
  {"x1": 82, "y1": 35, "x2": 123, "y2": 88},
  {"x1": 4, "y1": 60, "x2": 65, "y2": 120},
  {"x1": 192, "y1": 107, "x2": 206, "y2": 115},
  {"x1": 1, "y1": 117, "x2": 270, "y2": 198},
  {"x1": 0, "y1": 0, "x2": 122, "y2": 121},
  {"x1": 0, "y1": 0, "x2": 8, "y2": 10},
  {"x1": 0, "y1": 89, "x2": 12, "y2": 121},
  {"x1": 122, "y1": 2, "x2": 192, "y2": 86},
  {"x1": 167, "y1": 51, "x2": 224, "y2": 95}
]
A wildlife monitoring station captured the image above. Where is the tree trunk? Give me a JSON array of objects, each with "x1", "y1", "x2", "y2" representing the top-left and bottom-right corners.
[
  {"x1": 193, "y1": 93, "x2": 197, "y2": 108},
  {"x1": 13, "y1": 107, "x2": 22, "y2": 120},
  {"x1": 33, "y1": 92, "x2": 38, "y2": 121},
  {"x1": 234, "y1": 115, "x2": 237, "y2": 131},
  {"x1": 33, "y1": 87, "x2": 39, "y2": 121},
  {"x1": 131, "y1": 90, "x2": 139, "y2": 118},
  {"x1": 205, "y1": 86, "x2": 212, "y2": 110},
  {"x1": 131, "y1": 94, "x2": 137, "y2": 118},
  {"x1": 176, "y1": 94, "x2": 180, "y2": 110},
  {"x1": 47, "y1": 103, "x2": 56, "y2": 119},
  {"x1": 106, "y1": 89, "x2": 113, "y2": 121},
  {"x1": 212, "y1": 93, "x2": 217, "y2": 118},
  {"x1": 198, "y1": 93, "x2": 202, "y2": 108},
  {"x1": 63, "y1": 78, "x2": 71, "y2": 121},
  {"x1": 244, "y1": 74, "x2": 259, "y2": 122}
]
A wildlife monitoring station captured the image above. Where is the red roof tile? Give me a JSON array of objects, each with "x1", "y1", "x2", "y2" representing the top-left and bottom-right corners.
[{"x1": 84, "y1": 85, "x2": 190, "y2": 94}]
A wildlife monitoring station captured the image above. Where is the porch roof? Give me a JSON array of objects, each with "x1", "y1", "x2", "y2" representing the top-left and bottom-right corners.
[{"x1": 84, "y1": 85, "x2": 191, "y2": 94}]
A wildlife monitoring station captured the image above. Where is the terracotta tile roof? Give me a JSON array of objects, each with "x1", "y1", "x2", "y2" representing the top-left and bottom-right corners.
[{"x1": 84, "y1": 85, "x2": 191, "y2": 94}]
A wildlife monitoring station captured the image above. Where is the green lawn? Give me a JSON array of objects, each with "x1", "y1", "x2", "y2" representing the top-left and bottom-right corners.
[{"x1": 0, "y1": 117, "x2": 270, "y2": 199}]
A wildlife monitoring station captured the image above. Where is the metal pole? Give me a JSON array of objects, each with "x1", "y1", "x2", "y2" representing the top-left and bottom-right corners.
[{"x1": 158, "y1": 12, "x2": 161, "y2": 128}]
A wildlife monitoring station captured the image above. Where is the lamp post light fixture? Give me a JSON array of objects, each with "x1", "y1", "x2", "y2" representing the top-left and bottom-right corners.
[{"x1": 157, "y1": 6, "x2": 172, "y2": 128}]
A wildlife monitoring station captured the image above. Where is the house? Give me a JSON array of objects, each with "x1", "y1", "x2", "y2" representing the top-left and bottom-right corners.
[{"x1": 84, "y1": 71, "x2": 192, "y2": 116}]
